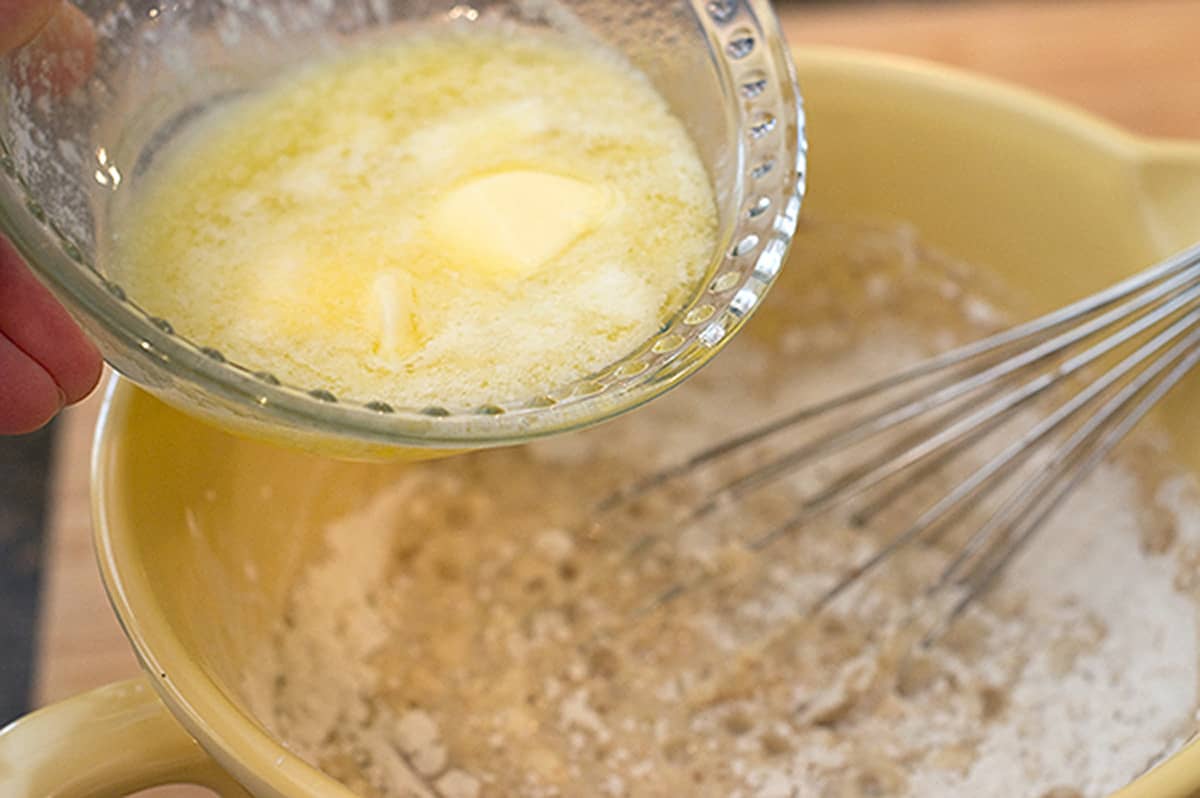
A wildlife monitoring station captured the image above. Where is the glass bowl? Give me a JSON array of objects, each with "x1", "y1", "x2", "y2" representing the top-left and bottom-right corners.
[{"x1": 0, "y1": 0, "x2": 805, "y2": 459}]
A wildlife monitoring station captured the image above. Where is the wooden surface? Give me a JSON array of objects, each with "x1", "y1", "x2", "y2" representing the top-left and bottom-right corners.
[
  {"x1": 784, "y1": 0, "x2": 1200, "y2": 139},
  {"x1": 30, "y1": 1, "x2": 1200, "y2": 793}
]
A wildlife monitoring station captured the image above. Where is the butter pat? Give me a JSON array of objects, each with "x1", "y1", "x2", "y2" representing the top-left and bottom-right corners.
[
  {"x1": 430, "y1": 170, "x2": 610, "y2": 279},
  {"x1": 370, "y1": 270, "x2": 421, "y2": 362}
]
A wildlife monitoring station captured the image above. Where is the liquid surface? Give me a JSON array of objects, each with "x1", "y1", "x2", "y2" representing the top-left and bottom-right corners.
[
  {"x1": 109, "y1": 26, "x2": 716, "y2": 408},
  {"x1": 241, "y1": 220, "x2": 1200, "y2": 798}
]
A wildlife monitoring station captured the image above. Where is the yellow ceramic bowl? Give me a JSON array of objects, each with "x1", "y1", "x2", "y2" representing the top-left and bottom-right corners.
[{"x1": 4, "y1": 47, "x2": 1200, "y2": 798}]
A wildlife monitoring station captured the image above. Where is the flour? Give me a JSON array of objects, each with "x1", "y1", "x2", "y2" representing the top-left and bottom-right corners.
[{"x1": 240, "y1": 220, "x2": 1200, "y2": 797}]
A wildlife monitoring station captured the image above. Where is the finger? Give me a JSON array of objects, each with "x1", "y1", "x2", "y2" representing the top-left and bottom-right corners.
[
  {"x1": 0, "y1": 0, "x2": 60, "y2": 53},
  {"x1": 7, "y1": 1, "x2": 95, "y2": 98},
  {"x1": 0, "y1": 331, "x2": 61, "y2": 434},
  {"x1": 0, "y1": 236, "x2": 102, "y2": 404}
]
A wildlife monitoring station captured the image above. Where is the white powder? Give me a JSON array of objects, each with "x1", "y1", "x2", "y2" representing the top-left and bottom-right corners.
[{"x1": 241, "y1": 220, "x2": 1200, "y2": 798}]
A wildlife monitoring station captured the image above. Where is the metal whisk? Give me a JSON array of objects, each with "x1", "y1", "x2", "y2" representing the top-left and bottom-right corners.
[{"x1": 592, "y1": 241, "x2": 1200, "y2": 647}]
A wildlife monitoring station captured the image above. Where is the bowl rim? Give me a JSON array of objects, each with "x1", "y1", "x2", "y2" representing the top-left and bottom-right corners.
[
  {"x1": 92, "y1": 376, "x2": 367, "y2": 798},
  {"x1": 1, "y1": 0, "x2": 806, "y2": 453},
  {"x1": 91, "y1": 46, "x2": 1200, "y2": 798}
]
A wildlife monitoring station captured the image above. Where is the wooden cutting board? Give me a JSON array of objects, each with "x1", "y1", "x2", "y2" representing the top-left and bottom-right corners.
[{"x1": 30, "y1": 2, "x2": 1200, "y2": 795}]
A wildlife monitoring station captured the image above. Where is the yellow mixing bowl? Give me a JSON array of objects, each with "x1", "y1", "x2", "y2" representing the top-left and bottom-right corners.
[{"x1": 3, "y1": 47, "x2": 1200, "y2": 797}]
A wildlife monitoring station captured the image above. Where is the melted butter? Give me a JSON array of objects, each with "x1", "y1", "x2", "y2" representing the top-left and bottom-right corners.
[{"x1": 110, "y1": 26, "x2": 717, "y2": 407}]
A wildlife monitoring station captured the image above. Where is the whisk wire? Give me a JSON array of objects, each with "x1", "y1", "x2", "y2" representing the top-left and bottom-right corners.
[
  {"x1": 923, "y1": 332, "x2": 1200, "y2": 646},
  {"x1": 597, "y1": 243, "x2": 1200, "y2": 518},
  {"x1": 932, "y1": 310, "x2": 1200, "y2": 593},
  {"x1": 749, "y1": 278, "x2": 1200, "y2": 552},
  {"x1": 583, "y1": 243, "x2": 1200, "y2": 651},
  {"x1": 670, "y1": 257, "x2": 1200, "y2": 528}
]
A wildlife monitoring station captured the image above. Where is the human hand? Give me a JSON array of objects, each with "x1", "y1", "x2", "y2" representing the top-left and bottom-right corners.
[
  {"x1": 2, "y1": 0, "x2": 102, "y2": 434},
  {"x1": 0, "y1": 0, "x2": 60, "y2": 53}
]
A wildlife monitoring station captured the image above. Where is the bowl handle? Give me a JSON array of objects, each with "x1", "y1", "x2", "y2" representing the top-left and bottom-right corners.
[
  {"x1": 1135, "y1": 139, "x2": 1200, "y2": 254},
  {"x1": 0, "y1": 676, "x2": 253, "y2": 797}
]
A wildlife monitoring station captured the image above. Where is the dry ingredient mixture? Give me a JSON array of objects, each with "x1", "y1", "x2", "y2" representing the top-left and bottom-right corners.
[{"x1": 241, "y1": 220, "x2": 1200, "y2": 798}]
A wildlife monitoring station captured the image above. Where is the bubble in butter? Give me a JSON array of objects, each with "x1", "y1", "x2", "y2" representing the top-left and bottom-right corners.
[{"x1": 108, "y1": 25, "x2": 717, "y2": 409}]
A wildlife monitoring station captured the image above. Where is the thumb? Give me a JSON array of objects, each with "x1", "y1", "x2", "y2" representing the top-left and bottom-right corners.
[{"x1": 0, "y1": 0, "x2": 61, "y2": 53}]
